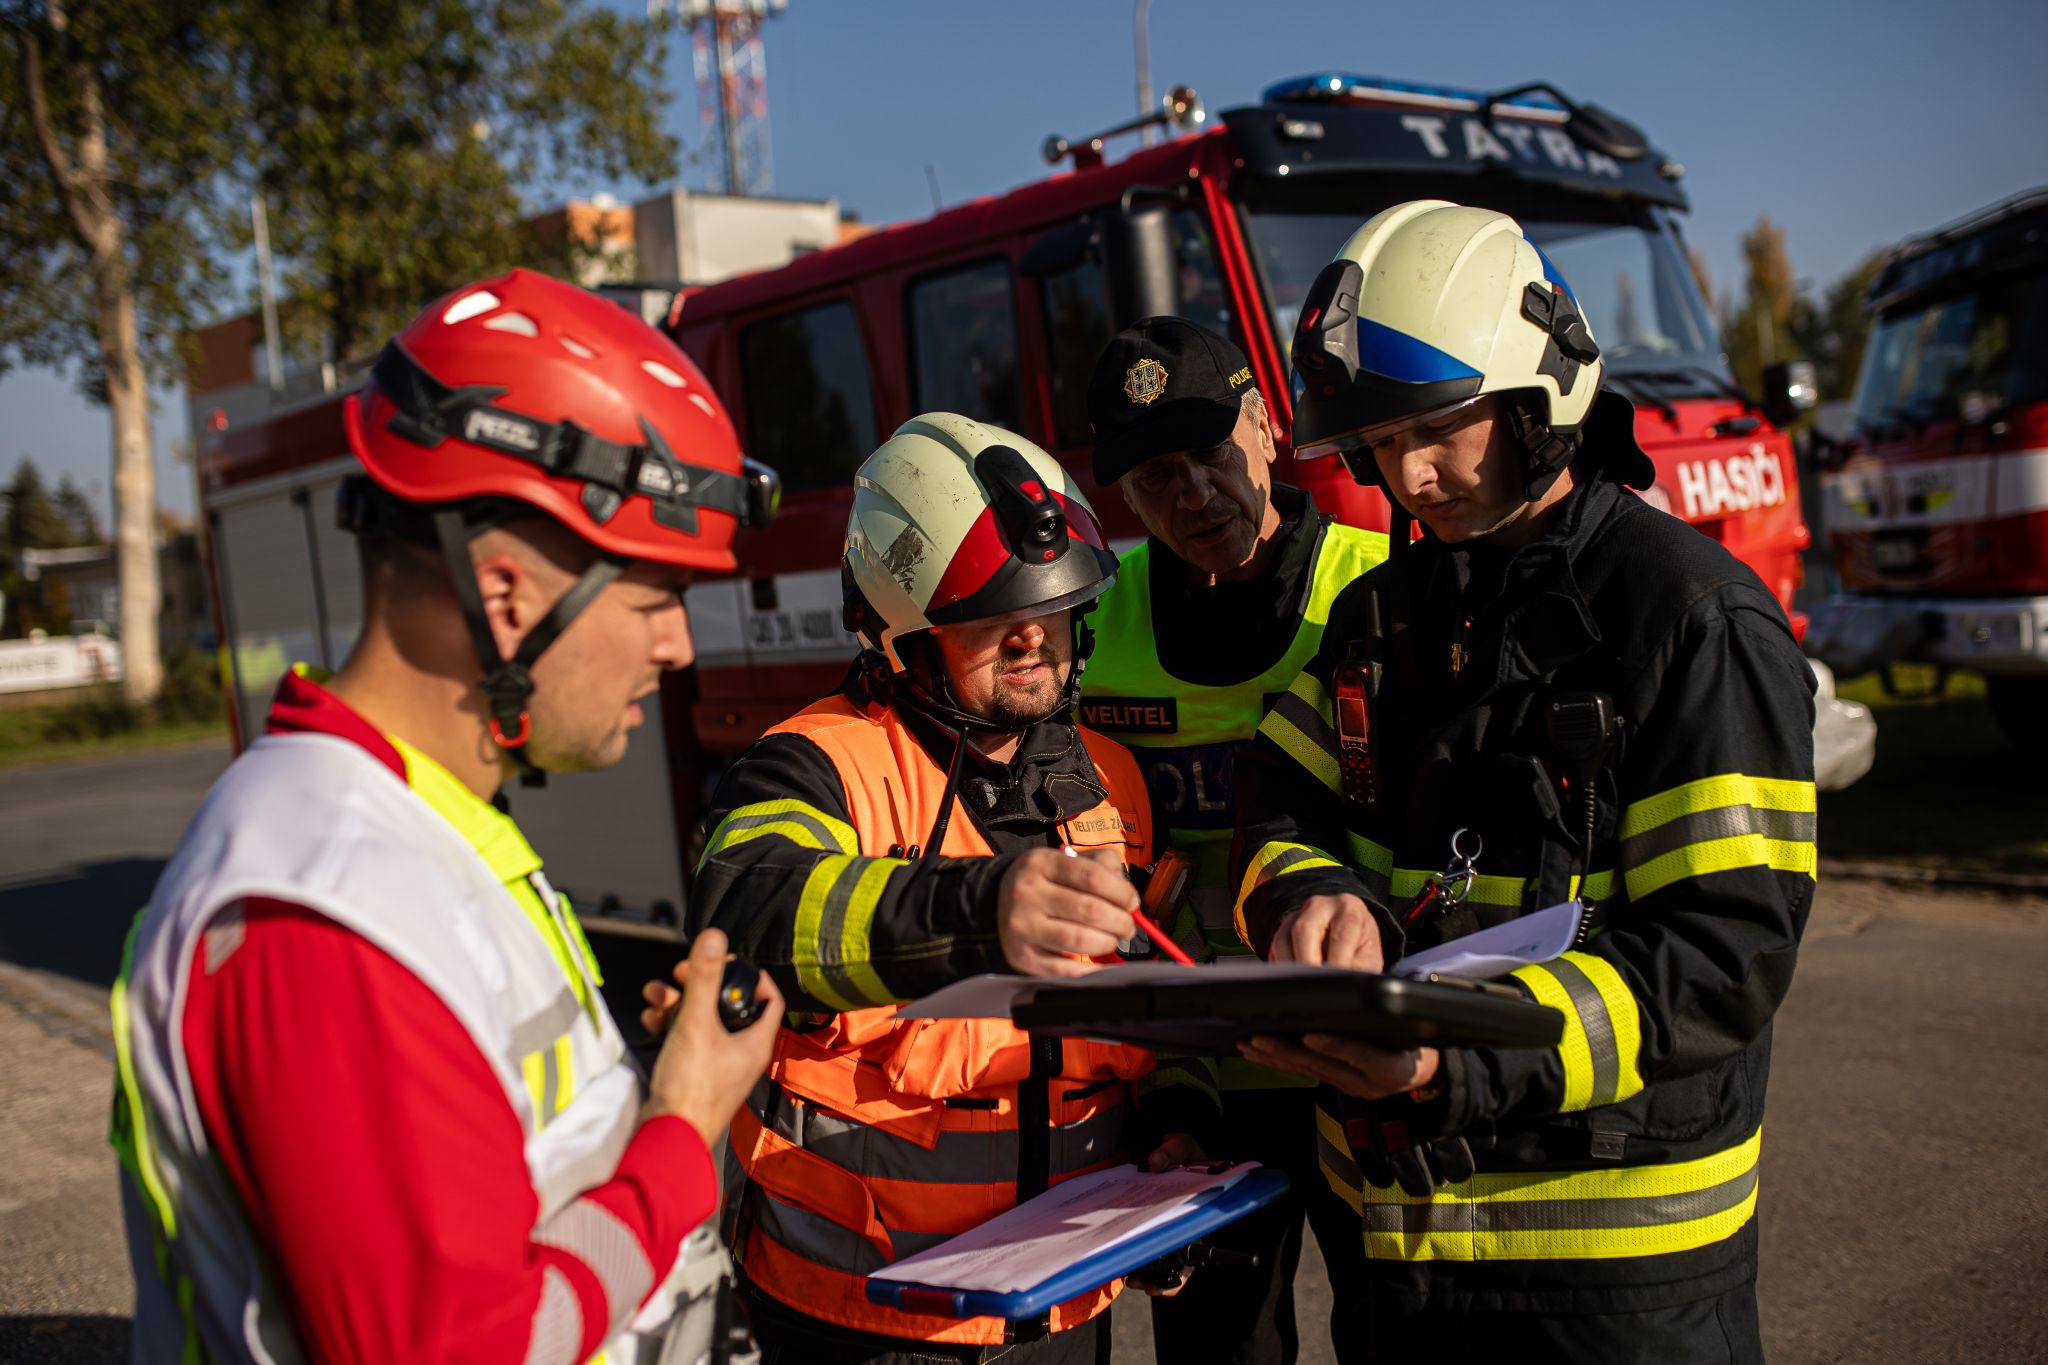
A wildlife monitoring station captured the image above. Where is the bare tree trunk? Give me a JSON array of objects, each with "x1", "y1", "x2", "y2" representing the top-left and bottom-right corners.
[{"x1": 22, "y1": 3, "x2": 164, "y2": 705}]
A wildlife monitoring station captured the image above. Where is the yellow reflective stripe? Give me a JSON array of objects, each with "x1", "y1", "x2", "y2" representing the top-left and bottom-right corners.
[
  {"x1": 1569, "y1": 869, "x2": 1619, "y2": 903},
  {"x1": 1628, "y1": 834, "x2": 1817, "y2": 900},
  {"x1": 835, "y1": 858, "x2": 897, "y2": 1008},
  {"x1": 554, "y1": 1034, "x2": 576, "y2": 1113},
  {"x1": 703, "y1": 799, "x2": 858, "y2": 863},
  {"x1": 1621, "y1": 773, "x2": 1818, "y2": 899},
  {"x1": 1232, "y1": 841, "x2": 1343, "y2": 944},
  {"x1": 1137, "y1": 1054, "x2": 1222, "y2": 1105},
  {"x1": 1511, "y1": 952, "x2": 1644, "y2": 1112},
  {"x1": 523, "y1": 1051, "x2": 548, "y2": 1131},
  {"x1": 1316, "y1": 1103, "x2": 1364, "y2": 1216},
  {"x1": 1621, "y1": 773, "x2": 1815, "y2": 838},
  {"x1": 1218, "y1": 1055, "x2": 1318, "y2": 1092},
  {"x1": 1388, "y1": 866, "x2": 1528, "y2": 909},
  {"x1": 108, "y1": 914, "x2": 176, "y2": 1239},
  {"x1": 1359, "y1": 1128, "x2": 1763, "y2": 1262},
  {"x1": 793, "y1": 854, "x2": 904, "y2": 1011},
  {"x1": 1257, "y1": 674, "x2": 1341, "y2": 795}
]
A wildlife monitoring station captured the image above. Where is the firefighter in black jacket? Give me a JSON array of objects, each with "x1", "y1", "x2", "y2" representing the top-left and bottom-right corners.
[{"x1": 1229, "y1": 200, "x2": 1817, "y2": 1363}]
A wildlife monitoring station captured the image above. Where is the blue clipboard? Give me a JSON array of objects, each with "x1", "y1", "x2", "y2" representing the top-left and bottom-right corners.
[{"x1": 864, "y1": 1166, "x2": 1291, "y2": 1322}]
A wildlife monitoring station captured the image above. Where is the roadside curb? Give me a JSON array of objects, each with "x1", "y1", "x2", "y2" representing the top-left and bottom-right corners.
[
  {"x1": 0, "y1": 960, "x2": 115, "y2": 1059},
  {"x1": 1819, "y1": 858, "x2": 2048, "y2": 897}
]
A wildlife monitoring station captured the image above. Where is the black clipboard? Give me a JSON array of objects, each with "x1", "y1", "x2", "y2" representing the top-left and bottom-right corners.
[{"x1": 1011, "y1": 972, "x2": 1562, "y2": 1054}]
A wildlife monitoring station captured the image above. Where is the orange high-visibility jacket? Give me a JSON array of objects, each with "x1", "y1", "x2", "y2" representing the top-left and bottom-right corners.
[{"x1": 715, "y1": 693, "x2": 1157, "y2": 1344}]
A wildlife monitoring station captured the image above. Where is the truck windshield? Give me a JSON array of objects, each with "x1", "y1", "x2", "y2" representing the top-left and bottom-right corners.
[
  {"x1": 1851, "y1": 271, "x2": 2048, "y2": 431},
  {"x1": 1240, "y1": 202, "x2": 1729, "y2": 391}
]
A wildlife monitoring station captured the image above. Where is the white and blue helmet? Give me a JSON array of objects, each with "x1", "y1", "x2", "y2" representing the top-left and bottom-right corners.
[{"x1": 1291, "y1": 200, "x2": 1647, "y2": 498}]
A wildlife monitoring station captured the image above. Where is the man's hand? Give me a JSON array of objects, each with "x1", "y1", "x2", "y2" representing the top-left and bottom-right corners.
[
  {"x1": 1267, "y1": 894, "x2": 1383, "y2": 971},
  {"x1": 641, "y1": 929, "x2": 782, "y2": 1148},
  {"x1": 998, "y1": 847, "x2": 1137, "y2": 977},
  {"x1": 1236, "y1": 1032, "x2": 1438, "y2": 1101},
  {"x1": 1131, "y1": 1132, "x2": 1208, "y2": 1297}
]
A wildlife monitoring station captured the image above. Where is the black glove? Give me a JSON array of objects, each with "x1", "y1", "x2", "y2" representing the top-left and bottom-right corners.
[{"x1": 1350, "y1": 1096, "x2": 1488, "y2": 1199}]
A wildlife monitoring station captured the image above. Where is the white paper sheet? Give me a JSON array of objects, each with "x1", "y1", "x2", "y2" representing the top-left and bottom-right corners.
[
  {"x1": 867, "y1": 1161, "x2": 1257, "y2": 1294},
  {"x1": 1391, "y1": 900, "x2": 1586, "y2": 981}
]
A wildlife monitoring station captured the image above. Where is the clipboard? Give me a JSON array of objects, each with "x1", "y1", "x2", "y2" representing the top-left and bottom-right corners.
[
  {"x1": 1011, "y1": 972, "x2": 1562, "y2": 1054},
  {"x1": 864, "y1": 1166, "x2": 1291, "y2": 1322}
]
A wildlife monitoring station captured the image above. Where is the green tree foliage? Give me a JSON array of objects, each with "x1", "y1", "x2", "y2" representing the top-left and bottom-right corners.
[
  {"x1": 238, "y1": 1, "x2": 678, "y2": 360},
  {"x1": 1725, "y1": 215, "x2": 1805, "y2": 400},
  {"x1": 2, "y1": 0, "x2": 680, "y2": 689},
  {"x1": 1790, "y1": 250, "x2": 1888, "y2": 402},
  {"x1": 1, "y1": 457, "x2": 95, "y2": 635}
]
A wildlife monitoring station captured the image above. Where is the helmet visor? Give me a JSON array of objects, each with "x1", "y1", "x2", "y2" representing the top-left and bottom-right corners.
[{"x1": 1296, "y1": 394, "x2": 1490, "y2": 463}]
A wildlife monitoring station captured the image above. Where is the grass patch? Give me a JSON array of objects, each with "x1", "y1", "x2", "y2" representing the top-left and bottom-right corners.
[
  {"x1": 0, "y1": 647, "x2": 229, "y2": 769},
  {"x1": 1820, "y1": 670, "x2": 2047, "y2": 876}
]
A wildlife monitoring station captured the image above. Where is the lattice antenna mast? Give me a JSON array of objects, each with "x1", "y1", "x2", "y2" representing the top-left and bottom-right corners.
[{"x1": 652, "y1": 0, "x2": 787, "y2": 196}]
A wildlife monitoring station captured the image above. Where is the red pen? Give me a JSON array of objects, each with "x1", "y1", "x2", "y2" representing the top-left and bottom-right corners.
[{"x1": 1064, "y1": 846, "x2": 1197, "y2": 967}]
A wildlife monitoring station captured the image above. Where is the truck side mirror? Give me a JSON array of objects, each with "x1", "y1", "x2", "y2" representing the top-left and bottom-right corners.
[
  {"x1": 1104, "y1": 204, "x2": 1178, "y2": 328},
  {"x1": 1761, "y1": 359, "x2": 1818, "y2": 428}
]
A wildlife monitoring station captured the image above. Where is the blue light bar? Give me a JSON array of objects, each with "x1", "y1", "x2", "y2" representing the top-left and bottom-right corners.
[{"x1": 1262, "y1": 73, "x2": 1568, "y2": 116}]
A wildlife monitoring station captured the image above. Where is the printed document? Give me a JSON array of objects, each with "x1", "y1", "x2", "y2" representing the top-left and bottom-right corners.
[{"x1": 868, "y1": 1161, "x2": 1257, "y2": 1294}]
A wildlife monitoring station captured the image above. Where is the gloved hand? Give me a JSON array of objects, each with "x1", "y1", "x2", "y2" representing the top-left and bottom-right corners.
[{"x1": 1348, "y1": 1097, "x2": 1489, "y2": 1199}]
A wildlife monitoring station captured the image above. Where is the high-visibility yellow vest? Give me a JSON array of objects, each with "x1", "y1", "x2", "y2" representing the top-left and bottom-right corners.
[
  {"x1": 1083, "y1": 520, "x2": 1387, "y2": 959},
  {"x1": 1083, "y1": 521, "x2": 1385, "y2": 1096}
]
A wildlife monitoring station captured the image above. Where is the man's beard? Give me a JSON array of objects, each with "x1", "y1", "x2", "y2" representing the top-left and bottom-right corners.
[{"x1": 986, "y1": 658, "x2": 1071, "y2": 729}]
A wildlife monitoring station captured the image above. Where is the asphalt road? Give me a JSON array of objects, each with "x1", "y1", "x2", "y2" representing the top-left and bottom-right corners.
[{"x1": 2, "y1": 742, "x2": 2044, "y2": 1363}]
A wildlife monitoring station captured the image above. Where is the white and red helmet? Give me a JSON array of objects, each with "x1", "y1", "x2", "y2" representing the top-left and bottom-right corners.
[{"x1": 843, "y1": 413, "x2": 1117, "y2": 671}]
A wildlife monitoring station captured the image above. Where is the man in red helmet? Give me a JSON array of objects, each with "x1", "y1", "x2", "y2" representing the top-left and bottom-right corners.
[{"x1": 111, "y1": 270, "x2": 785, "y2": 1365}]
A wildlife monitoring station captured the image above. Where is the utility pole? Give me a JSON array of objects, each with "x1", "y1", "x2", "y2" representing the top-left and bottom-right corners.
[{"x1": 251, "y1": 196, "x2": 284, "y2": 392}]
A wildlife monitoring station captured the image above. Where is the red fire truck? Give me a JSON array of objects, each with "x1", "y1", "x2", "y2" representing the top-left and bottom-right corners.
[
  {"x1": 195, "y1": 73, "x2": 1818, "y2": 922},
  {"x1": 1806, "y1": 188, "x2": 2048, "y2": 754}
]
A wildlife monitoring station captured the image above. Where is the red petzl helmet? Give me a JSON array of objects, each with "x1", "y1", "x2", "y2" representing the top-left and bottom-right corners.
[{"x1": 344, "y1": 267, "x2": 776, "y2": 570}]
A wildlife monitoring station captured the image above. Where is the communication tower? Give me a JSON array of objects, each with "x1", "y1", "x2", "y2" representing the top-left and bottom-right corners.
[{"x1": 650, "y1": 0, "x2": 788, "y2": 197}]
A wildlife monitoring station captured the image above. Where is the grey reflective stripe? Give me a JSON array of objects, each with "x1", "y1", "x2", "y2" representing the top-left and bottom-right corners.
[
  {"x1": 533, "y1": 1199, "x2": 654, "y2": 1330},
  {"x1": 1050, "y1": 1103, "x2": 1128, "y2": 1178},
  {"x1": 754, "y1": 1187, "x2": 893, "y2": 1275},
  {"x1": 1544, "y1": 956, "x2": 1619, "y2": 1106},
  {"x1": 1138, "y1": 1056, "x2": 1220, "y2": 1101},
  {"x1": 1316, "y1": 1112, "x2": 1362, "y2": 1194},
  {"x1": 711, "y1": 805, "x2": 854, "y2": 854},
  {"x1": 1360, "y1": 1162, "x2": 1760, "y2": 1236},
  {"x1": 755, "y1": 1077, "x2": 1014, "y2": 1184},
  {"x1": 538, "y1": 1042, "x2": 563, "y2": 1126},
  {"x1": 1188, "y1": 885, "x2": 1235, "y2": 933},
  {"x1": 522, "y1": 1264, "x2": 583, "y2": 1365},
  {"x1": 812, "y1": 859, "x2": 889, "y2": 1009},
  {"x1": 890, "y1": 1226, "x2": 959, "y2": 1259},
  {"x1": 1268, "y1": 687, "x2": 1338, "y2": 759},
  {"x1": 1622, "y1": 805, "x2": 1817, "y2": 873},
  {"x1": 1255, "y1": 846, "x2": 1326, "y2": 889},
  {"x1": 752, "y1": 1076, "x2": 1124, "y2": 1185},
  {"x1": 509, "y1": 989, "x2": 582, "y2": 1059}
]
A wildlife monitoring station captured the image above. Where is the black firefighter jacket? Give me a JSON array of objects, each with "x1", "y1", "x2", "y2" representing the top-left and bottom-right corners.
[{"x1": 1232, "y1": 470, "x2": 1818, "y2": 1317}]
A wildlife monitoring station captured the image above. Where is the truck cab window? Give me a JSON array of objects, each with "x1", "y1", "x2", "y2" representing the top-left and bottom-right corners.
[
  {"x1": 739, "y1": 300, "x2": 878, "y2": 491},
  {"x1": 1040, "y1": 211, "x2": 1236, "y2": 449},
  {"x1": 909, "y1": 260, "x2": 1020, "y2": 430}
]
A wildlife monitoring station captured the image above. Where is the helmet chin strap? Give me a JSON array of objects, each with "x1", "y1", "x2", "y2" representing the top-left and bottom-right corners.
[
  {"x1": 432, "y1": 508, "x2": 623, "y2": 789},
  {"x1": 876, "y1": 613, "x2": 1097, "y2": 740},
  {"x1": 1506, "y1": 398, "x2": 1581, "y2": 502}
]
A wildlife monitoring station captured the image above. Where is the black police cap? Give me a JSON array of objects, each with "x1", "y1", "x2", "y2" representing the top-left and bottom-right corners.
[{"x1": 1088, "y1": 317, "x2": 1259, "y2": 485}]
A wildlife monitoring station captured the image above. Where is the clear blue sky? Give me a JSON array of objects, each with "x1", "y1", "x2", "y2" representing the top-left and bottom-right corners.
[{"x1": 6, "y1": 0, "x2": 2045, "y2": 524}]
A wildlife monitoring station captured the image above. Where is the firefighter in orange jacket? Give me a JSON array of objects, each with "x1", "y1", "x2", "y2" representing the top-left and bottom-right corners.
[{"x1": 677, "y1": 413, "x2": 1208, "y2": 1364}]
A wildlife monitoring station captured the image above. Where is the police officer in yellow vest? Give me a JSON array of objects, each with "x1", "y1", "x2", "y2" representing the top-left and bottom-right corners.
[
  {"x1": 1079, "y1": 318, "x2": 1387, "y2": 1365},
  {"x1": 683, "y1": 413, "x2": 1210, "y2": 1365}
]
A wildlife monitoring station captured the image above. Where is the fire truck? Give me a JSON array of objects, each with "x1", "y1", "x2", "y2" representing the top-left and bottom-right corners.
[
  {"x1": 1806, "y1": 188, "x2": 2048, "y2": 754},
  {"x1": 194, "y1": 73, "x2": 1819, "y2": 924}
]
